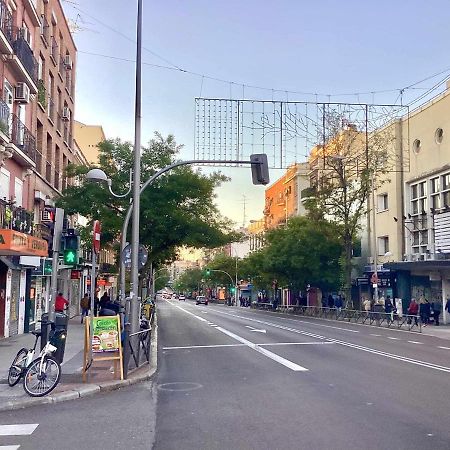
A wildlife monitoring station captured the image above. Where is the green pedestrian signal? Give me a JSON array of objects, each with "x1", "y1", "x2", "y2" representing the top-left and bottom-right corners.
[
  {"x1": 63, "y1": 249, "x2": 77, "y2": 265},
  {"x1": 43, "y1": 259, "x2": 52, "y2": 275},
  {"x1": 205, "y1": 268, "x2": 211, "y2": 276},
  {"x1": 230, "y1": 286, "x2": 235, "y2": 294}
]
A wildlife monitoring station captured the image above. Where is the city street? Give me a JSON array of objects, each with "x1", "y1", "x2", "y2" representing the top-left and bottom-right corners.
[{"x1": 1, "y1": 299, "x2": 450, "y2": 450}]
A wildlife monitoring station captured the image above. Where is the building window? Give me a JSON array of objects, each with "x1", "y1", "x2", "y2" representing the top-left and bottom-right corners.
[
  {"x1": 377, "y1": 193, "x2": 388, "y2": 211},
  {"x1": 378, "y1": 236, "x2": 389, "y2": 256},
  {"x1": 0, "y1": 167, "x2": 10, "y2": 200},
  {"x1": 435, "y1": 128, "x2": 444, "y2": 144},
  {"x1": 412, "y1": 139, "x2": 421, "y2": 154},
  {"x1": 14, "y1": 178, "x2": 23, "y2": 207}
]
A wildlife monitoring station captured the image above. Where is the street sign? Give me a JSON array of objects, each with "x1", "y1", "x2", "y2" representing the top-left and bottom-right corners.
[
  {"x1": 122, "y1": 244, "x2": 148, "y2": 269},
  {"x1": 93, "y1": 220, "x2": 101, "y2": 254}
]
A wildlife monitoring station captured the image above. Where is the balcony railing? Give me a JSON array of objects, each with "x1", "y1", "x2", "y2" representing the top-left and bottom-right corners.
[
  {"x1": 50, "y1": 35, "x2": 58, "y2": 64},
  {"x1": 10, "y1": 113, "x2": 36, "y2": 162},
  {"x1": 37, "y1": 79, "x2": 46, "y2": 108},
  {"x1": 0, "y1": 0, "x2": 13, "y2": 45},
  {"x1": 59, "y1": 55, "x2": 65, "y2": 75},
  {"x1": 40, "y1": 14, "x2": 49, "y2": 46},
  {"x1": 0, "y1": 198, "x2": 33, "y2": 234},
  {"x1": 0, "y1": 98, "x2": 9, "y2": 136},
  {"x1": 12, "y1": 31, "x2": 38, "y2": 84},
  {"x1": 48, "y1": 96, "x2": 55, "y2": 122}
]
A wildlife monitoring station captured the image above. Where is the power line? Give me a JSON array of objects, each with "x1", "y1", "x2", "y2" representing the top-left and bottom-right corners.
[{"x1": 69, "y1": 6, "x2": 450, "y2": 104}]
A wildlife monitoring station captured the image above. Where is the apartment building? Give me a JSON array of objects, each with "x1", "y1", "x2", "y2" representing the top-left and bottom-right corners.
[
  {"x1": 0, "y1": 0, "x2": 77, "y2": 337},
  {"x1": 367, "y1": 83, "x2": 450, "y2": 323},
  {"x1": 264, "y1": 163, "x2": 309, "y2": 229}
]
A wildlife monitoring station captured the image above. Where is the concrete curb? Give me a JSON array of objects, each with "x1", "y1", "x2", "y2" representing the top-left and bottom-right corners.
[{"x1": 0, "y1": 314, "x2": 158, "y2": 413}]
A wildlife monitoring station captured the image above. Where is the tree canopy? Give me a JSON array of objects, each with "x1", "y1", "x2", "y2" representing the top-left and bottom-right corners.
[{"x1": 58, "y1": 133, "x2": 240, "y2": 267}]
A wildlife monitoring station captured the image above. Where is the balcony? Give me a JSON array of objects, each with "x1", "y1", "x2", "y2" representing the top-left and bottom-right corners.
[
  {"x1": 11, "y1": 31, "x2": 38, "y2": 92},
  {"x1": 0, "y1": 0, "x2": 13, "y2": 54},
  {"x1": 0, "y1": 98, "x2": 9, "y2": 140},
  {"x1": 0, "y1": 198, "x2": 33, "y2": 235},
  {"x1": 50, "y1": 36, "x2": 58, "y2": 65},
  {"x1": 40, "y1": 14, "x2": 49, "y2": 47},
  {"x1": 37, "y1": 79, "x2": 47, "y2": 109},
  {"x1": 22, "y1": 0, "x2": 40, "y2": 27},
  {"x1": 9, "y1": 113, "x2": 36, "y2": 166}
]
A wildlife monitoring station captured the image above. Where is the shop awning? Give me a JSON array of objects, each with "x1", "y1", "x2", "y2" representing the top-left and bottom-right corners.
[
  {"x1": 384, "y1": 260, "x2": 450, "y2": 272},
  {"x1": 0, "y1": 229, "x2": 48, "y2": 257}
]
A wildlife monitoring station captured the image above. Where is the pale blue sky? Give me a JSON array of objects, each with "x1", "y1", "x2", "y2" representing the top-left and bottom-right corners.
[{"x1": 63, "y1": 0, "x2": 450, "y2": 225}]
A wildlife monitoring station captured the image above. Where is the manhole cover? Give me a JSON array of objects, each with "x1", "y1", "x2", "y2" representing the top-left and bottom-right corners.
[{"x1": 157, "y1": 382, "x2": 202, "y2": 392}]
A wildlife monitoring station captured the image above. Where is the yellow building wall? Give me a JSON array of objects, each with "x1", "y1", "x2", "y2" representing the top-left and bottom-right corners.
[{"x1": 73, "y1": 121, "x2": 106, "y2": 165}]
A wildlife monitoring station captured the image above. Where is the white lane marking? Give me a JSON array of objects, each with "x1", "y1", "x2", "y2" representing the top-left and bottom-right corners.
[
  {"x1": 438, "y1": 346, "x2": 450, "y2": 350},
  {"x1": 0, "y1": 446, "x2": 20, "y2": 450},
  {"x1": 0, "y1": 424, "x2": 39, "y2": 436},
  {"x1": 259, "y1": 342, "x2": 335, "y2": 347},
  {"x1": 201, "y1": 311, "x2": 208, "y2": 313},
  {"x1": 276, "y1": 316, "x2": 359, "y2": 333},
  {"x1": 245, "y1": 325, "x2": 266, "y2": 333},
  {"x1": 370, "y1": 334, "x2": 382, "y2": 337},
  {"x1": 387, "y1": 337, "x2": 400, "y2": 340},
  {"x1": 167, "y1": 300, "x2": 308, "y2": 372},
  {"x1": 408, "y1": 341, "x2": 424, "y2": 345},
  {"x1": 207, "y1": 308, "x2": 450, "y2": 374},
  {"x1": 215, "y1": 326, "x2": 308, "y2": 371},
  {"x1": 163, "y1": 344, "x2": 246, "y2": 350}
]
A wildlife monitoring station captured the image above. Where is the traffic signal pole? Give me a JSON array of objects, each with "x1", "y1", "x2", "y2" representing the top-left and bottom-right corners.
[{"x1": 48, "y1": 208, "x2": 64, "y2": 323}]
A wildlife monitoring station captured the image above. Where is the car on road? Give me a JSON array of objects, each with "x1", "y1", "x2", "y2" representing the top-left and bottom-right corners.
[
  {"x1": 179, "y1": 295, "x2": 186, "y2": 301},
  {"x1": 196, "y1": 295, "x2": 208, "y2": 305}
]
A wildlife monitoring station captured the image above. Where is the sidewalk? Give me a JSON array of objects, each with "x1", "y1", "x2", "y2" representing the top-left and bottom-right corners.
[
  {"x1": 420, "y1": 323, "x2": 450, "y2": 340},
  {"x1": 0, "y1": 316, "x2": 157, "y2": 412}
]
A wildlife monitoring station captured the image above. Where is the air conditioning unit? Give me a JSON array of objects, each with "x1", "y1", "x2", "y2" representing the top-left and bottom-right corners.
[
  {"x1": 34, "y1": 190, "x2": 46, "y2": 202},
  {"x1": 64, "y1": 54, "x2": 73, "y2": 70},
  {"x1": 15, "y1": 83, "x2": 30, "y2": 103},
  {"x1": 62, "y1": 106, "x2": 70, "y2": 121}
]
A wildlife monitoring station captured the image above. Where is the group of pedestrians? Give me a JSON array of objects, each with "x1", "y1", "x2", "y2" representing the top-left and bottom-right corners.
[
  {"x1": 323, "y1": 294, "x2": 344, "y2": 311},
  {"x1": 79, "y1": 291, "x2": 119, "y2": 323}
]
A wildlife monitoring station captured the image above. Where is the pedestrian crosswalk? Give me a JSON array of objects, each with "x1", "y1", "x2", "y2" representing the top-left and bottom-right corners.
[{"x1": 0, "y1": 424, "x2": 38, "y2": 449}]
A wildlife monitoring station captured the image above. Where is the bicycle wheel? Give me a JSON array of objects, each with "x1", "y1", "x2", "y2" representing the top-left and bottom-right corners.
[
  {"x1": 8, "y1": 348, "x2": 28, "y2": 387},
  {"x1": 23, "y1": 356, "x2": 61, "y2": 397}
]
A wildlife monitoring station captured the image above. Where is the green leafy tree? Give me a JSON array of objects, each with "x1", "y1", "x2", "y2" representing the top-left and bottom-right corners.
[
  {"x1": 243, "y1": 217, "x2": 342, "y2": 294},
  {"x1": 174, "y1": 267, "x2": 204, "y2": 293},
  {"x1": 58, "y1": 133, "x2": 239, "y2": 271}
]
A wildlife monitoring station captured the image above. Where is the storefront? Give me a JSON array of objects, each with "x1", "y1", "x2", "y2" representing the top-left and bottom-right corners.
[
  {"x1": 0, "y1": 229, "x2": 48, "y2": 338},
  {"x1": 385, "y1": 260, "x2": 450, "y2": 325}
]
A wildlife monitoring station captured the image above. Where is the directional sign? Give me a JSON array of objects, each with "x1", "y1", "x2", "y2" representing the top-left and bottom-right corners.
[{"x1": 122, "y1": 244, "x2": 148, "y2": 270}]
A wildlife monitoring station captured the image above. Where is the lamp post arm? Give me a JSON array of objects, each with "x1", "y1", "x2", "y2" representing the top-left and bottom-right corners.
[
  {"x1": 107, "y1": 169, "x2": 133, "y2": 198},
  {"x1": 118, "y1": 158, "x2": 253, "y2": 303},
  {"x1": 209, "y1": 269, "x2": 234, "y2": 286}
]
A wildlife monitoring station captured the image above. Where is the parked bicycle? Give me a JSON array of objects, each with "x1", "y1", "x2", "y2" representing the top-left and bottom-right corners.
[{"x1": 8, "y1": 322, "x2": 64, "y2": 397}]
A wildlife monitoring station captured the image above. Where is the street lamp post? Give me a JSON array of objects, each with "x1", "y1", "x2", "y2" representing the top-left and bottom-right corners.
[{"x1": 208, "y1": 269, "x2": 237, "y2": 305}]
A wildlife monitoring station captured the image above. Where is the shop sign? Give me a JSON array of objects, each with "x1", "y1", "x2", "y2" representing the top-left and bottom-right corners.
[
  {"x1": 0, "y1": 229, "x2": 48, "y2": 257},
  {"x1": 91, "y1": 316, "x2": 120, "y2": 353},
  {"x1": 71, "y1": 270, "x2": 81, "y2": 280}
]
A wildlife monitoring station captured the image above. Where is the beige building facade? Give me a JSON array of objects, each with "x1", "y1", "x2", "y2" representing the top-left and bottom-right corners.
[{"x1": 73, "y1": 120, "x2": 105, "y2": 164}]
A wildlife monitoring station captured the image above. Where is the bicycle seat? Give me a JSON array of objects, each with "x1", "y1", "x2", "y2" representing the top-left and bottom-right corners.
[{"x1": 31, "y1": 330, "x2": 42, "y2": 337}]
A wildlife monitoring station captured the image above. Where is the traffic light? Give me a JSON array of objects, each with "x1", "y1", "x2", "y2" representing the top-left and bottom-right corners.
[
  {"x1": 230, "y1": 286, "x2": 235, "y2": 294},
  {"x1": 62, "y1": 228, "x2": 79, "y2": 266},
  {"x1": 250, "y1": 153, "x2": 270, "y2": 185},
  {"x1": 43, "y1": 258, "x2": 52, "y2": 275},
  {"x1": 205, "y1": 268, "x2": 211, "y2": 276}
]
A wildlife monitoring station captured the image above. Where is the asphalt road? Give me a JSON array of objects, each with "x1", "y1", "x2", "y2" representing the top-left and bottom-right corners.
[
  {"x1": 154, "y1": 299, "x2": 450, "y2": 450},
  {"x1": 1, "y1": 299, "x2": 450, "y2": 450}
]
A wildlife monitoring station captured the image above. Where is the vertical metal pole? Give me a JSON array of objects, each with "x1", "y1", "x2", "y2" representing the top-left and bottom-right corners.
[
  {"x1": 48, "y1": 208, "x2": 64, "y2": 323},
  {"x1": 89, "y1": 249, "x2": 96, "y2": 367},
  {"x1": 235, "y1": 255, "x2": 238, "y2": 306},
  {"x1": 371, "y1": 172, "x2": 379, "y2": 304},
  {"x1": 130, "y1": 0, "x2": 142, "y2": 335}
]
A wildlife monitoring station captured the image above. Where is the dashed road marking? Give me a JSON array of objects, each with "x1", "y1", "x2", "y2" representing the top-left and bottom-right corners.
[
  {"x1": 408, "y1": 341, "x2": 424, "y2": 345},
  {"x1": 438, "y1": 346, "x2": 450, "y2": 350},
  {"x1": 387, "y1": 337, "x2": 400, "y2": 340},
  {"x1": 0, "y1": 424, "x2": 38, "y2": 436}
]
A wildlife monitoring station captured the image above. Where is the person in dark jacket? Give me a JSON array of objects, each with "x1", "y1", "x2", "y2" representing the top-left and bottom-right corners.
[
  {"x1": 385, "y1": 296, "x2": 393, "y2": 322},
  {"x1": 327, "y1": 294, "x2": 334, "y2": 309},
  {"x1": 432, "y1": 300, "x2": 442, "y2": 326}
]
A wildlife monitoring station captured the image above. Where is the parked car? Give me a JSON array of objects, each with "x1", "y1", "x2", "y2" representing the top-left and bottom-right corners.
[
  {"x1": 179, "y1": 295, "x2": 186, "y2": 301},
  {"x1": 196, "y1": 295, "x2": 208, "y2": 305}
]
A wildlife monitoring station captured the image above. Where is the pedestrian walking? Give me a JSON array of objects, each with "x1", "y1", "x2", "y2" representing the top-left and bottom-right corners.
[
  {"x1": 327, "y1": 294, "x2": 334, "y2": 309},
  {"x1": 55, "y1": 292, "x2": 69, "y2": 313},
  {"x1": 446, "y1": 298, "x2": 450, "y2": 314},
  {"x1": 80, "y1": 293, "x2": 90, "y2": 324},
  {"x1": 385, "y1": 296, "x2": 393, "y2": 322},
  {"x1": 431, "y1": 300, "x2": 442, "y2": 326},
  {"x1": 407, "y1": 298, "x2": 419, "y2": 326}
]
